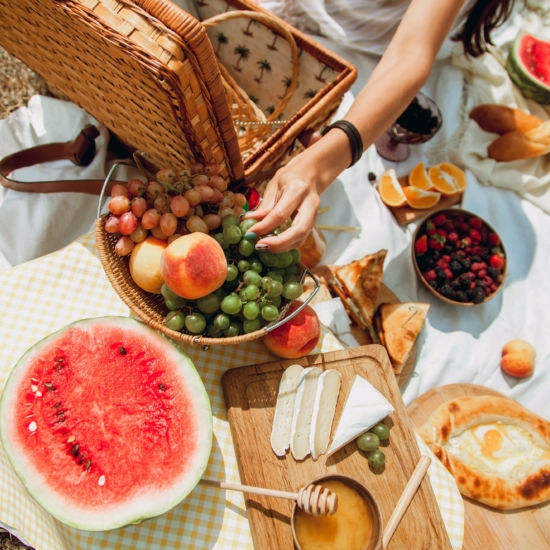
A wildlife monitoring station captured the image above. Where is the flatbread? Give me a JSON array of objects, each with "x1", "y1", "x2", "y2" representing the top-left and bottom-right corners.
[
  {"x1": 334, "y1": 250, "x2": 387, "y2": 326},
  {"x1": 375, "y1": 302, "x2": 429, "y2": 375},
  {"x1": 417, "y1": 396, "x2": 550, "y2": 509}
]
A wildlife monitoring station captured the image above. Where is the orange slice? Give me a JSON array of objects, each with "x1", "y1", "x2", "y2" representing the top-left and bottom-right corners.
[
  {"x1": 440, "y1": 162, "x2": 467, "y2": 191},
  {"x1": 429, "y1": 164, "x2": 461, "y2": 196},
  {"x1": 378, "y1": 168, "x2": 407, "y2": 207},
  {"x1": 408, "y1": 162, "x2": 434, "y2": 190},
  {"x1": 403, "y1": 186, "x2": 441, "y2": 209}
]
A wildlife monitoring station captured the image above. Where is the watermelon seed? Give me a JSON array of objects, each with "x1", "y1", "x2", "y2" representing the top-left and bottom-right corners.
[
  {"x1": 159, "y1": 384, "x2": 166, "y2": 391},
  {"x1": 35, "y1": 391, "x2": 43, "y2": 397},
  {"x1": 31, "y1": 385, "x2": 38, "y2": 392},
  {"x1": 67, "y1": 436, "x2": 76, "y2": 443},
  {"x1": 119, "y1": 347, "x2": 127, "y2": 355},
  {"x1": 56, "y1": 357, "x2": 64, "y2": 362},
  {"x1": 56, "y1": 410, "x2": 65, "y2": 417},
  {"x1": 53, "y1": 403, "x2": 62, "y2": 408},
  {"x1": 84, "y1": 460, "x2": 92, "y2": 471},
  {"x1": 78, "y1": 454, "x2": 85, "y2": 465},
  {"x1": 45, "y1": 382, "x2": 55, "y2": 391},
  {"x1": 28, "y1": 421, "x2": 37, "y2": 432},
  {"x1": 71, "y1": 444, "x2": 80, "y2": 457},
  {"x1": 31, "y1": 378, "x2": 38, "y2": 382},
  {"x1": 98, "y1": 475, "x2": 106, "y2": 486}
]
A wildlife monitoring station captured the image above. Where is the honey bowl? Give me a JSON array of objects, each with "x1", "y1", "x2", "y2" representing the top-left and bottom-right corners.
[{"x1": 291, "y1": 474, "x2": 383, "y2": 550}]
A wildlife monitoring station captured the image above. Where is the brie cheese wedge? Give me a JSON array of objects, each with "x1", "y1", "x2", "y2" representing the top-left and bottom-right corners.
[
  {"x1": 326, "y1": 374, "x2": 394, "y2": 457},
  {"x1": 270, "y1": 364, "x2": 304, "y2": 456},
  {"x1": 310, "y1": 370, "x2": 342, "y2": 460},
  {"x1": 290, "y1": 367, "x2": 322, "y2": 460}
]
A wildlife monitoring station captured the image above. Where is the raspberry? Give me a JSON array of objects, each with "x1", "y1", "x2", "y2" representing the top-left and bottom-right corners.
[
  {"x1": 483, "y1": 276, "x2": 493, "y2": 286},
  {"x1": 442, "y1": 255, "x2": 452, "y2": 262},
  {"x1": 443, "y1": 220, "x2": 455, "y2": 232},
  {"x1": 472, "y1": 246, "x2": 483, "y2": 256},
  {"x1": 452, "y1": 216, "x2": 464, "y2": 230},
  {"x1": 447, "y1": 232, "x2": 459, "y2": 245},
  {"x1": 444, "y1": 268, "x2": 453, "y2": 280},
  {"x1": 469, "y1": 229, "x2": 481, "y2": 242},
  {"x1": 477, "y1": 269, "x2": 487, "y2": 279},
  {"x1": 433, "y1": 214, "x2": 446, "y2": 227},
  {"x1": 460, "y1": 223, "x2": 470, "y2": 233},
  {"x1": 468, "y1": 217, "x2": 483, "y2": 229},
  {"x1": 436, "y1": 259, "x2": 449, "y2": 269},
  {"x1": 471, "y1": 262, "x2": 483, "y2": 272},
  {"x1": 464, "y1": 247, "x2": 473, "y2": 255},
  {"x1": 489, "y1": 233, "x2": 500, "y2": 246},
  {"x1": 484, "y1": 286, "x2": 491, "y2": 296},
  {"x1": 424, "y1": 269, "x2": 437, "y2": 282},
  {"x1": 490, "y1": 283, "x2": 499, "y2": 292},
  {"x1": 472, "y1": 287, "x2": 485, "y2": 303}
]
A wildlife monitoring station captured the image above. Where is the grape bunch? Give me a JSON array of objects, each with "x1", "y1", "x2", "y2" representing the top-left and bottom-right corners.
[{"x1": 103, "y1": 161, "x2": 304, "y2": 339}]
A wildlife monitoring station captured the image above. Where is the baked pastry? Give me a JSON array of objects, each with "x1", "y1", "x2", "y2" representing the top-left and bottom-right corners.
[
  {"x1": 470, "y1": 104, "x2": 543, "y2": 134},
  {"x1": 373, "y1": 302, "x2": 429, "y2": 375},
  {"x1": 299, "y1": 274, "x2": 333, "y2": 306},
  {"x1": 417, "y1": 396, "x2": 550, "y2": 509}
]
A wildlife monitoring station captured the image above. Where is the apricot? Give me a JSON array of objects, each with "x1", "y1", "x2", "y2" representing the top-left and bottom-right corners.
[
  {"x1": 129, "y1": 236, "x2": 167, "y2": 294},
  {"x1": 262, "y1": 301, "x2": 321, "y2": 359},
  {"x1": 501, "y1": 340, "x2": 536, "y2": 378},
  {"x1": 161, "y1": 232, "x2": 227, "y2": 300}
]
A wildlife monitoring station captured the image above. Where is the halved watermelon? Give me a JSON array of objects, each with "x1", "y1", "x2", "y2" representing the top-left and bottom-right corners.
[
  {"x1": 507, "y1": 33, "x2": 550, "y2": 105},
  {"x1": 0, "y1": 317, "x2": 212, "y2": 531}
]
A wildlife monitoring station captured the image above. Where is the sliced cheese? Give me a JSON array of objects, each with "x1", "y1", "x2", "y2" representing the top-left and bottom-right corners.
[
  {"x1": 270, "y1": 364, "x2": 304, "y2": 456},
  {"x1": 326, "y1": 374, "x2": 394, "y2": 457},
  {"x1": 290, "y1": 367, "x2": 322, "y2": 461},
  {"x1": 310, "y1": 369, "x2": 342, "y2": 460}
]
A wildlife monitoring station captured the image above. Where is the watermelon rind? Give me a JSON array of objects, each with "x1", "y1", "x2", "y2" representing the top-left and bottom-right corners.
[
  {"x1": 0, "y1": 317, "x2": 213, "y2": 531},
  {"x1": 507, "y1": 33, "x2": 550, "y2": 105}
]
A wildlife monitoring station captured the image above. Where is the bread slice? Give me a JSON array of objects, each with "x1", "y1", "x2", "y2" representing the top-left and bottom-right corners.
[
  {"x1": 469, "y1": 104, "x2": 542, "y2": 134},
  {"x1": 374, "y1": 302, "x2": 429, "y2": 375},
  {"x1": 334, "y1": 250, "x2": 387, "y2": 326},
  {"x1": 488, "y1": 130, "x2": 550, "y2": 161}
]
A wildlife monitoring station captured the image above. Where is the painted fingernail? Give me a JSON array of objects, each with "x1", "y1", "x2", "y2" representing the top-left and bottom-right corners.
[
  {"x1": 244, "y1": 232, "x2": 257, "y2": 240},
  {"x1": 255, "y1": 244, "x2": 269, "y2": 250}
]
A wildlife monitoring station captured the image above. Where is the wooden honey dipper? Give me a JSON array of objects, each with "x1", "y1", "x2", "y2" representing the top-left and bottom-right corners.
[{"x1": 200, "y1": 479, "x2": 338, "y2": 516}]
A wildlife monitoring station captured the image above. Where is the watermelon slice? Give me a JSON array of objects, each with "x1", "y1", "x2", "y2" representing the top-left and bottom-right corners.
[
  {"x1": 0, "y1": 317, "x2": 212, "y2": 531},
  {"x1": 507, "y1": 33, "x2": 550, "y2": 105}
]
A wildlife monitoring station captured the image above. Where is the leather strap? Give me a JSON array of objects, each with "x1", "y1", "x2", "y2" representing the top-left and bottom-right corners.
[{"x1": 0, "y1": 125, "x2": 124, "y2": 195}]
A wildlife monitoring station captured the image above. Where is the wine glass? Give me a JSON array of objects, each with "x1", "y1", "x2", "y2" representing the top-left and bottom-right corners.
[{"x1": 374, "y1": 92, "x2": 443, "y2": 162}]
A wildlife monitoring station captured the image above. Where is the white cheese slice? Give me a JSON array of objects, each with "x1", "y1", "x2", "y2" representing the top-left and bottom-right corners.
[
  {"x1": 326, "y1": 374, "x2": 394, "y2": 457},
  {"x1": 290, "y1": 367, "x2": 322, "y2": 460},
  {"x1": 310, "y1": 369, "x2": 342, "y2": 460},
  {"x1": 270, "y1": 364, "x2": 304, "y2": 456}
]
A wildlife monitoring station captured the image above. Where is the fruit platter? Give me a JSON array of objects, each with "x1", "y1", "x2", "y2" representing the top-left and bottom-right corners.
[{"x1": 95, "y1": 155, "x2": 318, "y2": 347}]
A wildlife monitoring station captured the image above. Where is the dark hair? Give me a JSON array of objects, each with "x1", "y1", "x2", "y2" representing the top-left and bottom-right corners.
[{"x1": 453, "y1": 0, "x2": 515, "y2": 57}]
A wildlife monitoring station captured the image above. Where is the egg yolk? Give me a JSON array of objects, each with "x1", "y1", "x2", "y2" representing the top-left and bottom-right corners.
[{"x1": 481, "y1": 429, "x2": 503, "y2": 458}]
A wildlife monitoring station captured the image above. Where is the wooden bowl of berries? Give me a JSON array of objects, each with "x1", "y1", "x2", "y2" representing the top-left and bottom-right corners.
[{"x1": 412, "y1": 208, "x2": 507, "y2": 306}]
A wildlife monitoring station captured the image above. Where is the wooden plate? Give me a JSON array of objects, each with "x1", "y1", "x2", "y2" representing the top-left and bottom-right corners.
[
  {"x1": 222, "y1": 346, "x2": 451, "y2": 550},
  {"x1": 407, "y1": 383, "x2": 550, "y2": 550}
]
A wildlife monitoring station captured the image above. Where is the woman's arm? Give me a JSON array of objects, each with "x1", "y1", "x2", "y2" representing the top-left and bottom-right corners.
[{"x1": 243, "y1": 0, "x2": 467, "y2": 253}]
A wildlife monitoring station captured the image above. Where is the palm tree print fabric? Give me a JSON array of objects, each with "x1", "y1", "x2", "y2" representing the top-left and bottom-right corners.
[{"x1": 198, "y1": 0, "x2": 340, "y2": 121}]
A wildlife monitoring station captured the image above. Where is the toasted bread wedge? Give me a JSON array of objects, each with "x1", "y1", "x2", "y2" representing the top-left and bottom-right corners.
[
  {"x1": 334, "y1": 250, "x2": 387, "y2": 326},
  {"x1": 375, "y1": 302, "x2": 429, "y2": 375}
]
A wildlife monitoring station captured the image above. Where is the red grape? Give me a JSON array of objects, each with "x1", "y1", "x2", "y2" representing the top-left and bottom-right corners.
[
  {"x1": 220, "y1": 194, "x2": 234, "y2": 208},
  {"x1": 191, "y1": 162, "x2": 204, "y2": 175},
  {"x1": 175, "y1": 169, "x2": 191, "y2": 181},
  {"x1": 195, "y1": 185, "x2": 214, "y2": 203},
  {"x1": 167, "y1": 233, "x2": 183, "y2": 245},
  {"x1": 204, "y1": 162, "x2": 221, "y2": 176},
  {"x1": 104, "y1": 215, "x2": 120, "y2": 233},
  {"x1": 208, "y1": 175, "x2": 227, "y2": 192},
  {"x1": 156, "y1": 168, "x2": 176, "y2": 183},
  {"x1": 119, "y1": 212, "x2": 138, "y2": 235},
  {"x1": 233, "y1": 193, "x2": 247, "y2": 207},
  {"x1": 131, "y1": 197, "x2": 147, "y2": 218},
  {"x1": 186, "y1": 215, "x2": 209, "y2": 234},
  {"x1": 191, "y1": 174, "x2": 209, "y2": 186},
  {"x1": 184, "y1": 189, "x2": 201, "y2": 207},
  {"x1": 108, "y1": 196, "x2": 131, "y2": 215},
  {"x1": 115, "y1": 236, "x2": 134, "y2": 256},
  {"x1": 203, "y1": 213, "x2": 221, "y2": 230},
  {"x1": 160, "y1": 213, "x2": 177, "y2": 236},
  {"x1": 111, "y1": 184, "x2": 129, "y2": 198},
  {"x1": 151, "y1": 225, "x2": 169, "y2": 240},
  {"x1": 130, "y1": 223, "x2": 148, "y2": 243},
  {"x1": 127, "y1": 179, "x2": 146, "y2": 196},
  {"x1": 170, "y1": 195, "x2": 190, "y2": 217},
  {"x1": 233, "y1": 206, "x2": 245, "y2": 217},
  {"x1": 153, "y1": 195, "x2": 169, "y2": 213},
  {"x1": 142, "y1": 208, "x2": 161, "y2": 229},
  {"x1": 219, "y1": 207, "x2": 235, "y2": 218},
  {"x1": 210, "y1": 189, "x2": 223, "y2": 204},
  {"x1": 146, "y1": 181, "x2": 165, "y2": 199},
  {"x1": 194, "y1": 204, "x2": 204, "y2": 218}
]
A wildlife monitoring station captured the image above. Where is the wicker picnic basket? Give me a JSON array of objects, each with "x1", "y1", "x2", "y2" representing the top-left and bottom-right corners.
[{"x1": 0, "y1": 0, "x2": 355, "y2": 346}]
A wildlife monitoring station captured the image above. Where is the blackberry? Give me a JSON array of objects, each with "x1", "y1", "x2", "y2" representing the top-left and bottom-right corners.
[
  {"x1": 476, "y1": 279, "x2": 486, "y2": 289},
  {"x1": 429, "y1": 280, "x2": 439, "y2": 290},
  {"x1": 451, "y1": 279, "x2": 461, "y2": 290},
  {"x1": 487, "y1": 267, "x2": 500, "y2": 279},
  {"x1": 440, "y1": 284, "x2": 455, "y2": 299},
  {"x1": 453, "y1": 250, "x2": 466, "y2": 260},
  {"x1": 466, "y1": 289, "x2": 474, "y2": 301},
  {"x1": 424, "y1": 256, "x2": 435, "y2": 268},
  {"x1": 472, "y1": 287, "x2": 485, "y2": 303},
  {"x1": 471, "y1": 255, "x2": 481, "y2": 263},
  {"x1": 434, "y1": 266, "x2": 446, "y2": 282},
  {"x1": 432, "y1": 250, "x2": 441, "y2": 260},
  {"x1": 417, "y1": 256, "x2": 434, "y2": 271},
  {"x1": 455, "y1": 290, "x2": 468, "y2": 303},
  {"x1": 450, "y1": 260, "x2": 463, "y2": 274},
  {"x1": 460, "y1": 257, "x2": 471, "y2": 270},
  {"x1": 443, "y1": 245, "x2": 453, "y2": 255},
  {"x1": 459, "y1": 274, "x2": 471, "y2": 288},
  {"x1": 481, "y1": 253, "x2": 491, "y2": 263}
]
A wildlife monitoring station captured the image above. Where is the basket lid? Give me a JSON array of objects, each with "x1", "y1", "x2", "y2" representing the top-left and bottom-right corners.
[{"x1": 0, "y1": 0, "x2": 244, "y2": 181}]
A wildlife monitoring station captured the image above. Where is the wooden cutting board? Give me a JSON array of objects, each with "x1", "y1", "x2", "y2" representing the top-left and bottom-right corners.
[
  {"x1": 221, "y1": 346, "x2": 451, "y2": 550},
  {"x1": 407, "y1": 383, "x2": 550, "y2": 550}
]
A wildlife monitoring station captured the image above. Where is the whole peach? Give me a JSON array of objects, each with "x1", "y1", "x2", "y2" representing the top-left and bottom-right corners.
[
  {"x1": 262, "y1": 301, "x2": 321, "y2": 359},
  {"x1": 161, "y1": 232, "x2": 227, "y2": 300},
  {"x1": 129, "y1": 236, "x2": 167, "y2": 294},
  {"x1": 501, "y1": 340, "x2": 536, "y2": 378}
]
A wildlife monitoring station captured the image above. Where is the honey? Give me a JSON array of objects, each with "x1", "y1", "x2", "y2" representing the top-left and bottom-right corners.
[{"x1": 294, "y1": 480, "x2": 372, "y2": 550}]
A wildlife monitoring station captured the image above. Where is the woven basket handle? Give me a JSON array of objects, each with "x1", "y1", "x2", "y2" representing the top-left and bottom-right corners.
[{"x1": 202, "y1": 10, "x2": 299, "y2": 122}]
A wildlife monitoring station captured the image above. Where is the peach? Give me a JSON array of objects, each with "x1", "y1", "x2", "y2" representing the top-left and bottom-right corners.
[
  {"x1": 161, "y1": 232, "x2": 227, "y2": 300},
  {"x1": 129, "y1": 236, "x2": 167, "y2": 294},
  {"x1": 501, "y1": 339, "x2": 536, "y2": 378},
  {"x1": 262, "y1": 301, "x2": 321, "y2": 359}
]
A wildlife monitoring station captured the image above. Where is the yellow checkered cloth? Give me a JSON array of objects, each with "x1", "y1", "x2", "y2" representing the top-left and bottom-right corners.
[{"x1": 0, "y1": 233, "x2": 463, "y2": 550}]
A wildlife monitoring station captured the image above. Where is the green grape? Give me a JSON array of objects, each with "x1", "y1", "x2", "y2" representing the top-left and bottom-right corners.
[
  {"x1": 185, "y1": 313, "x2": 206, "y2": 334},
  {"x1": 368, "y1": 450, "x2": 386, "y2": 469},
  {"x1": 261, "y1": 305, "x2": 279, "y2": 321},
  {"x1": 371, "y1": 423, "x2": 390, "y2": 441},
  {"x1": 207, "y1": 324, "x2": 223, "y2": 338},
  {"x1": 165, "y1": 297, "x2": 184, "y2": 311},
  {"x1": 285, "y1": 265, "x2": 300, "y2": 276},
  {"x1": 226, "y1": 264, "x2": 238, "y2": 282},
  {"x1": 290, "y1": 249, "x2": 301, "y2": 264},
  {"x1": 221, "y1": 293, "x2": 242, "y2": 315},
  {"x1": 239, "y1": 218, "x2": 258, "y2": 234},
  {"x1": 214, "y1": 233, "x2": 229, "y2": 250},
  {"x1": 197, "y1": 294, "x2": 220, "y2": 314},
  {"x1": 213, "y1": 313, "x2": 230, "y2": 330},
  {"x1": 273, "y1": 227, "x2": 283, "y2": 236},
  {"x1": 267, "y1": 280, "x2": 283, "y2": 298},
  {"x1": 266, "y1": 271, "x2": 283, "y2": 283},
  {"x1": 276, "y1": 251, "x2": 293, "y2": 268},
  {"x1": 243, "y1": 318, "x2": 261, "y2": 333},
  {"x1": 161, "y1": 284, "x2": 180, "y2": 301},
  {"x1": 238, "y1": 239, "x2": 254, "y2": 257},
  {"x1": 213, "y1": 288, "x2": 227, "y2": 300},
  {"x1": 243, "y1": 301, "x2": 260, "y2": 320},
  {"x1": 261, "y1": 276, "x2": 273, "y2": 290},
  {"x1": 272, "y1": 267, "x2": 286, "y2": 276},
  {"x1": 270, "y1": 295, "x2": 282, "y2": 309},
  {"x1": 249, "y1": 259, "x2": 263, "y2": 273},
  {"x1": 239, "y1": 288, "x2": 248, "y2": 303},
  {"x1": 282, "y1": 282, "x2": 303, "y2": 300},
  {"x1": 222, "y1": 214, "x2": 239, "y2": 228},
  {"x1": 258, "y1": 251, "x2": 278, "y2": 267},
  {"x1": 223, "y1": 225, "x2": 242, "y2": 245},
  {"x1": 238, "y1": 260, "x2": 250, "y2": 272},
  {"x1": 243, "y1": 270, "x2": 261, "y2": 286},
  {"x1": 284, "y1": 275, "x2": 298, "y2": 284},
  {"x1": 244, "y1": 284, "x2": 259, "y2": 300},
  {"x1": 165, "y1": 311, "x2": 185, "y2": 331},
  {"x1": 224, "y1": 322, "x2": 241, "y2": 337},
  {"x1": 356, "y1": 432, "x2": 379, "y2": 452}
]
